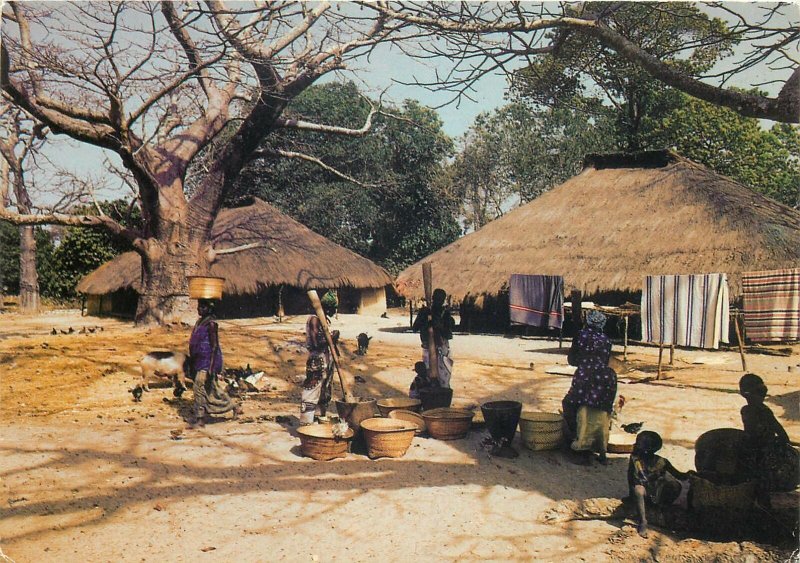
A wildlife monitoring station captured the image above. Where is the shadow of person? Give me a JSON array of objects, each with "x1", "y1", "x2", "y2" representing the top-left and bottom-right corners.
[{"x1": 768, "y1": 390, "x2": 799, "y2": 421}]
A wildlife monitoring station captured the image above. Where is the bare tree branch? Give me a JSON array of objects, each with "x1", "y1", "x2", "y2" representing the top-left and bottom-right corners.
[
  {"x1": 361, "y1": 2, "x2": 800, "y2": 123},
  {"x1": 250, "y1": 147, "x2": 372, "y2": 188}
]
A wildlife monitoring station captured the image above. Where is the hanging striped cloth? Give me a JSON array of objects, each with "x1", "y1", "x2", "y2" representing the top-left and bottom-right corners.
[
  {"x1": 641, "y1": 274, "x2": 730, "y2": 349},
  {"x1": 509, "y1": 274, "x2": 564, "y2": 329},
  {"x1": 742, "y1": 268, "x2": 800, "y2": 342}
]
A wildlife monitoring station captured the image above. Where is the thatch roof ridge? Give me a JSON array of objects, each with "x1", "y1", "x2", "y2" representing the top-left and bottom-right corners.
[
  {"x1": 395, "y1": 153, "x2": 800, "y2": 302},
  {"x1": 77, "y1": 198, "x2": 391, "y2": 295}
]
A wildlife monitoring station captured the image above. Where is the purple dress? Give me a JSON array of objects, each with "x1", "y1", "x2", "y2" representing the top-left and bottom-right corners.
[
  {"x1": 189, "y1": 316, "x2": 234, "y2": 418},
  {"x1": 189, "y1": 318, "x2": 223, "y2": 375},
  {"x1": 564, "y1": 326, "x2": 617, "y2": 413}
]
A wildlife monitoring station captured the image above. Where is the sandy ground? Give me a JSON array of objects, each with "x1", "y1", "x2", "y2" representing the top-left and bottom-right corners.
[{"x1": 0, "y1": 309, "x2": 798, "y2": 562}]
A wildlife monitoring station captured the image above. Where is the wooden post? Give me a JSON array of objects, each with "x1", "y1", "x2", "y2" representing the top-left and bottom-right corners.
[
  {"x1": 409, "y1": 300, "x2": 413, "y2": 329},
  {"x1": 669, "y1": 344, "x2": 675, "y2": 365},
  {"x1": 734, "y1": 312, "x2": 748, "y2": 372},
  {"x1": 570, "y1": 290, "x2": 582, "y2": 330},
  {"x1": 623, "y1": 315, "x2": 629, "y2": 360},
  {"x1": 657, "y1": 342, "x2": 664, "y2": 380},
  {"x1": 422, "y1": 262, "x2": 439, "y2": 383},
  {"x1": 277, "y1": 285, "x2": 284, "y2": 323},
  {"x1": 307, "y1": 290, "x2": 354, "y2": 401}
]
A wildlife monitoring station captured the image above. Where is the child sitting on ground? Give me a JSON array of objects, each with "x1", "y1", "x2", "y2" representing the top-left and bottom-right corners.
[
  {"x1": 409, "y1": 361, "x2": 433, "y2": 399},
  {"x1": 628, "y1": 430, "x2": 692, "y2": 538}
]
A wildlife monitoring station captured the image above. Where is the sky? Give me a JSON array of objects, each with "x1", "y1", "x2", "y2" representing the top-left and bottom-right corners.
[{"x1": 14, "y1": 1, "x2": 800, "y2": 205}]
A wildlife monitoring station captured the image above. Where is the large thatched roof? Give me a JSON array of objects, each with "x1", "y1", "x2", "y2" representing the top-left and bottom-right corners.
[
  {"x1": 396, "y1": 151, "x2": 800, "y2": 301},
  {"x1": 77, "y1": 198, "x2": 391, "y2": 295}
]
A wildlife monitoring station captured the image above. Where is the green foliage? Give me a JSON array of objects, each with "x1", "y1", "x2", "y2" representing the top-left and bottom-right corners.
[
  {"x1": 644, "y1": 94, "x2": 800, "y2": 207},
  {"x1": 449, "y1": 103, "x2": 615, "y2": 230},
  {"x1": 501, "y1": 2, "x2": 798, "y2": 208},
  {"x1": 512, "y1": 2, "x2": 732, "y2": 150},
  {"x1": 0, "y1": 221, "x2": 21, "y2": 294},
  {"x1": 37, "y1": 201, "x2": 140, "y2": 301},
  {"x1": 233, "y1": 82, "x2": 460, "y2": 274}
]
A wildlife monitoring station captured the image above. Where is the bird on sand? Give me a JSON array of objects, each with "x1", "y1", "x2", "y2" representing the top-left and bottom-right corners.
[
  {"x1": 130, "y1": 385, "x2": 143, "y2": 402},
  {"x1": 622, "y1": 422, "x2": 644, "y2": 434}
]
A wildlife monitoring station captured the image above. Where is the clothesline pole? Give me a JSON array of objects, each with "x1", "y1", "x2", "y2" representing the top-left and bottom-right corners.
[
  {"x1": 657, "y1": 342, "x2": 664, "y2": 380},
  {"x1": 623, "y1": 315, "x2": 629, "y2": 360},
  {"x1": 734, "y1": 312, "x2": 748, "y2": 373}
]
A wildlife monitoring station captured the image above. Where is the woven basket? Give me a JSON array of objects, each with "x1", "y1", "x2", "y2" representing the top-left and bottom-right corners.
[
  {"x1": 519, "y1": 411, "x2": 564, "y2": 451},
  {"x1": 689, "y1": 475, "x2": 757, "y2": 511},
  {"x1": 377, "y1": 397, "x2": 422, "y2": 417},
  {"x1": 422, "y1": 408, "x2": 474, "y2": 440},
  {"x1": 188, "y1": 276, "x2": 225, "y2": 300},
  {"x1": 360, "y1": 417, "x2": 416, "y2": 459},
  {"x1": 297, "y1": 424, "x2": 354, "y2": 461},
  {"x1": 388, "y1": 409, "x2": 426, "y2": 434},
  {"x1": 335, "y1": 398, "x2": 378, "y2": 430}
]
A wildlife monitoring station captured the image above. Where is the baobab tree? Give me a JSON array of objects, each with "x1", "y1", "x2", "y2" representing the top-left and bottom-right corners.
[
  {"x1": 1, "y1": 1, "x2": 407, "y2": 324},
  {"x1": 0, "y1": 104, "x2": 49, "y2": 312},
  {"x1": 361, "y1": 2, "x2": 799, "y2": 123}
]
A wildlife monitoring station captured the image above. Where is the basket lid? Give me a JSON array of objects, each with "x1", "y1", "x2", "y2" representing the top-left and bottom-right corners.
[
  {"x1": 297, "y1": 423, "x2": 354, "y2": 440},
  {"x1": 422, "y1": 407, "x2": 474, "y2": 420},
  {"x1": 377, "y1": 397, "x2": 422, "y2": 409},
  {"x1": 388, "y1": 410, "x2": 426, "y2": 433},
  {"x1": 360, "y1": 417, "x2": 416, "y2": 432},
  {"x1": 520, "y1": 411, "x2": 562, "y2": 423}
]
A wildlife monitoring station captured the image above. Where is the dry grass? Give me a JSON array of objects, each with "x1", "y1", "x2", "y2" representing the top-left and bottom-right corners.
[
  {"x1": 396, "y1": 151, "x2": 800, "y2": 302},
  {"x1": 77, "y1": 198, "x2": 391, "y2": 296}
]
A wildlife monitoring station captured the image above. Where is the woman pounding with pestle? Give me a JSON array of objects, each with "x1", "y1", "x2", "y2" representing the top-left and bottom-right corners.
[
  {"x1": 300, "y1": 291, "x2": 340, "y2": 425},
  {"x1": 412, "y1": 288, "x2": 456, "y2": 389}
]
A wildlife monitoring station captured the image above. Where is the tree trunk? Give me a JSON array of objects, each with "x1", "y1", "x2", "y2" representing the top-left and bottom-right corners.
[
  {"x1": 135, "y1": 245, "x2": 194, "y2": 325},
  {"x1": 133, "y1": 198, "x2": 204, "y2": 325},
  {"x1": 18, "y1": 224, "x2": 39, "y2": 312}
]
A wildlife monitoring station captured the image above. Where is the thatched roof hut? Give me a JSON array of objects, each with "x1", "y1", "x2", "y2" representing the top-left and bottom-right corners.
[
  {"x1": 78, "y1": 198, "x2": 391, "y2": 316},
  {"x1": 396, "y1": 151, "x2": 800, "y2": 303}
]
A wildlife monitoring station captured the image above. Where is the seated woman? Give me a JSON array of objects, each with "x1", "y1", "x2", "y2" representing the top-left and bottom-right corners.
[
  {"x1": 562, "y1": 310, "x2": 617, "y2": 464},
  {"x1": 628, "y1": 431, "x2": 692, "y2": 538},
  {"x1": 738, "y1": 373, "x2": 799, "y2": 494}
]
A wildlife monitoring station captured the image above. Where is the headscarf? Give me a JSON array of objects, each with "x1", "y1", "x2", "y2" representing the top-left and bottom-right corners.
[
  {"x1": 634, "y1": 430, "x2": 663, "y2": 455},
  {"x1": 321, "y1": 290, "x2": 338, "y2": 317},
  {"x1": 739, "y1": 373, "x2": 767, "y2": 399},
  {"x1": 586, "y1": 310, "x2": 607, "y2": 330}
]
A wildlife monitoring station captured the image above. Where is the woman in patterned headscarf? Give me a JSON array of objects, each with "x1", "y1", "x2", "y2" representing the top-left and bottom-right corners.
[{"x1": 562, "y1": 309, "x2": 617, "y2": 464}]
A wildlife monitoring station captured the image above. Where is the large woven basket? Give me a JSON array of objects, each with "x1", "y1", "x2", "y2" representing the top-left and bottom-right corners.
[
  {"x1": 297, "y1": 424, "x2": 354, "y2": 461},
  {"x1": 188, "y1": 276, "x2": 225, "y2": 300},
  {"x1": 689, "y1": 475, "x2": 757, "y2": 511},
  {"x1": 519, "y1": 411, "x2": 564, "y2": 451},
  {"x1": 335, "y1": 398, "x2": 378, "y2": 430},
  {"x1": 377, "y1": 397, "x2": 422, "y2": 417},
  {"x1": 422, "y1": 408, "x2": 474, "y2": 440},
  {"x1": 360, "y1": 417, "x2": 416, "y2": 459}
]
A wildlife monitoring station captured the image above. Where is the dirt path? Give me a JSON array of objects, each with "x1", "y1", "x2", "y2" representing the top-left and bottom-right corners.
[{"x1": 0, "y1": 310, "x2": 797, "y2": 562}]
